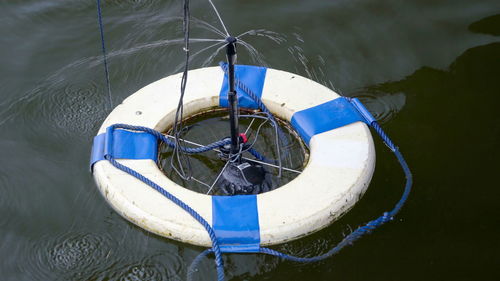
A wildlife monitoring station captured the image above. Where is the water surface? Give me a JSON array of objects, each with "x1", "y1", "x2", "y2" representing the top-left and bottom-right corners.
[{"x1": 1, "y1": 0, "x2": 499, "y2": 280}]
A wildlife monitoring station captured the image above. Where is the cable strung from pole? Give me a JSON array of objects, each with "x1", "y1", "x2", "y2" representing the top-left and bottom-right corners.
[
  {"x1": 170, "y1": 0, "x2": 194, "y2": 180},
  {"x1": 96, "y1": 0, "x2": 113, "y2": 110}
]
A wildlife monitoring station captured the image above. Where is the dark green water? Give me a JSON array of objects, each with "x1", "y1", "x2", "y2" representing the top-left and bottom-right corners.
[{"x1": 1, "y1": 0, "x2": 499, "y2": 280}]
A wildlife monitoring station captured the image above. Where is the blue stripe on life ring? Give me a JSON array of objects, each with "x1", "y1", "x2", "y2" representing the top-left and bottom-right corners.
[
  {"x1": 291, "y1": 97, "x2": 367, "y2": 145},
  {"x1": 219, "y1": 63, "x2": 267, "y2": 109},
  {"x1": 90, "y1": 128, "x2": 158, "y2": 170},
  {"x1": 212, "y1": 195, "x2": 260, "y2": 253}
]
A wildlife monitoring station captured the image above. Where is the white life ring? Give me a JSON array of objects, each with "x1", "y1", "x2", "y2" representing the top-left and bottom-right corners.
[{"x1": 92, "y1": 66, "x2": 375, "y2": 247}]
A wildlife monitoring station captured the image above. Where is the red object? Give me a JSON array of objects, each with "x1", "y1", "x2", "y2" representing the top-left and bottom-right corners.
[{"x1": 239, "y1": 133, "x2": 248, "y2": 143}]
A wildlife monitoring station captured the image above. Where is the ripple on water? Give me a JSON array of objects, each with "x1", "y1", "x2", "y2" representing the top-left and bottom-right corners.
[
  {"x1": 24, "y1": 232, "x2": 116, "y2": 280},
  {"x1": 101, "y1": 252, "x2": 183, "y2": 281},
  {"x1": 354, "y1": 90, "x2": 406, "y2": 124},
  {"x1": 52, "y1": 82, "x2": 105, "y2": 134},
  {"x1": 9, "y1": 79, "x2": 107, "y2": 142}
]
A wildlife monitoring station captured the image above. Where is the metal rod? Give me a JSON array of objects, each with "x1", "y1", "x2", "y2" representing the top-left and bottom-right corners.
[
  {"x1": 207, "y1": 161, "x2": 230, "y2": 194},
  {"x1": 225, "y1": 36, "x2": 239, "y2": 156}
]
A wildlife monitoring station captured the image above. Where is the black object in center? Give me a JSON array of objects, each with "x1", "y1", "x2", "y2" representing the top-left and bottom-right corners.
[{"x1": 217, "y1": 161, "x2": 271, "y2": 195}]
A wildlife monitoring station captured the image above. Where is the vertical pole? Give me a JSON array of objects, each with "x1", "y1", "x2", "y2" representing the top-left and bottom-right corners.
[{"x1": 225, "y1": 37, "x2": 239, "y2": 156}]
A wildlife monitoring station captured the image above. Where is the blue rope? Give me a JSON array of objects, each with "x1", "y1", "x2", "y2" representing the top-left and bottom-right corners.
[
  {"x1": 260, "y1": 122, "x2": 412, "y2": 261},
  {"x1": 186, "y1": 120, "x2": 412, "y2": 276},
  {"x1": 96, "y1": 0, "x2": 113, "y2": 109},
  {"x1": 104, "y1": 124, "x2": 271, "y2": 280},
  {"x1": 219, "y1": 62, "x2": 290, "y2": 149},
  {"x1": 247, "y1": 147, "x2": 269, "y2": 162},
  {"x1": 108, "y1": 124, "x2": 268, "y2": 161},
  {"x1": 103, "y1": 108, "x2": 411, "y2": 280},
  {"x1": 219, "y1": 63, "x2": 267, "y2": 115},
  {"x1": 94, "y1": 1, "x2": 409, "y2": 277},
  {"x1": 109, "y1": 124, "x2": 230, "y2": 154},
  {"x1": 104, "y1": 155, "x2": 225, "y2": 281}
]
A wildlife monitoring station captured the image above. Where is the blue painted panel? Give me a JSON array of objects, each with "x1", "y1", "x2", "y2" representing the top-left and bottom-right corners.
[
  {"x1": 91, "y1": 133, "x2": 106, "y2": 170},
  {"x1": 219, "y1": 63, "x2": 267, "y2": 109},
  {"x1": 212, "y1": 195, "x2": 260, "y2": 253},
  {"x1": 90, "y1": 128, "x2": 158, "y2": 170},
  {"x1": 290, "y1": 97, "x2": 367, "y2": 145}
]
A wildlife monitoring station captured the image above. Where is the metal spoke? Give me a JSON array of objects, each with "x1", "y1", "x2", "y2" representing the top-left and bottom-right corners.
[
  {"x1": 244, "y1": 118, "x2": 256, "y2": 135},
  {"x1": 242, "y1": 157, "x2": 301, "y2": 174},
  {"x1": 191, "y1": 176, "x2": 212, "y2": 189},
  {"x1": 206, "y1": 161, "x2": 230, "y2": 195}
]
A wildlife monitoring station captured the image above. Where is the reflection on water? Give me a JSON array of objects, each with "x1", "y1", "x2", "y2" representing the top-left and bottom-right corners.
[
  {"x1": 353, "y1": 90, "x2": 406, "y2": 124},
  {"x1": 468, "y1": 14, "x2": 500, "y2": 36}
]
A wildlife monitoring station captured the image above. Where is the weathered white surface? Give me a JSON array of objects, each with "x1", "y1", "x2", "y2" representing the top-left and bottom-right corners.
[{"x1": 93, "y1": 66, "x2": 375, "y2": 246}]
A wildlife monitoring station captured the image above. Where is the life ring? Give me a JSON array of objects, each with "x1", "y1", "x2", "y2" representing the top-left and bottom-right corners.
[{"x1": 91, "y1": 65, "x2": 375, "y2": 248}]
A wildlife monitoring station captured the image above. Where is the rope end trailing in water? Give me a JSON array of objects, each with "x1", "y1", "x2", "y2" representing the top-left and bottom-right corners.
[
  {"x1": 185, "y1": 112, "x2": 412, "y2": 279},
  {"x1": 103, "y1": 106, "x2": 412, "y2": 281},
  {"x1": 105, "y1": 119, "x2": 411, "y2": 281},
  {"x1": 102, "y1": 95, "x2": 411, "y2": 281},
  {"x1": 258, "y1": 130, "x2": 411, "y2": 265}
]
